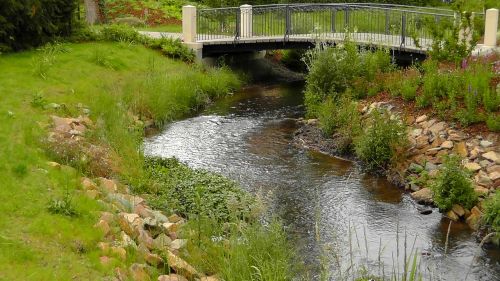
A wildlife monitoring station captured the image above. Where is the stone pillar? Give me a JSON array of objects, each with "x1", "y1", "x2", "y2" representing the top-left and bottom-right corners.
[
  {"x1": 484, "y1": 8, "x2": 499, "y2": 47},
  {"x1": 240, "y1": 5, "x2": 253, "y2": 38},
  {"x1": 182, "y1": 5, "x2": 197, "y2": 43}
]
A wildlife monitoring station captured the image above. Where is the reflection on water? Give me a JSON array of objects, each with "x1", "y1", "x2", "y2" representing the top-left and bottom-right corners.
[{"x1": 144, "y1": 83, "x2": 499, "y2": 281}]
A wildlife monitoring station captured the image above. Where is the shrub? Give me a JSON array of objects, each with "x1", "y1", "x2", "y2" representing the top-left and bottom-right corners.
[
  {"x1": 430, "y1": 155, "x2": 477, "y2": 211},
  {"x1": 47, "y1": 190, "x2": 78, "y2": 217},
  {"x1": 354, "y1": 109, "x2": 408, "y2": 171},
  {"x1": 483, "y1": 191, "x2": 500, "y2": 242},
  {"x1": 0, "y1": 0, "x2": 77, "y2": 51},
  {"x1": 303, "y1": 41, "x2": 393, "y2": 116},
  {"x1": 100, "y1": 24, "x2": 146, "y2": 43},
  {"x1": 159, "y1": 38, "x2": 195, "y2": 62},
  {"x1": 486, "y1": 114, "x2": 500, "y2": 132},
  {"x1": 317, "y1": 95, "x2": 362, "y2": 151}
]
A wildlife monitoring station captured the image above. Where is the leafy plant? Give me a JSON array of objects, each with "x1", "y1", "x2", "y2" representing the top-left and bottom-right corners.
[
  {"x1": 141, "y1": 157, "x2": 257, "y2": 223},
  {"x1": 430, "y1": 155, "x2": 477, "y2": 211},
  {"x1": 317, "y1": 94, "x2": 362, "y2": 152},
  {"x1": 483, "y1": 190, "x2": 500, "y2": 243},
  {"x1": 303, "y1": 41, "x2": 393, "y2": 117},
  {"x1": 354, "y1": 109, "x2": 408, "y2": 171},
  {"x1": 48, "y1": 189, "x2": 79, "y2": 217},
  {"x1": 486, "y1": 113, "x2": 500, "y2": 132}
]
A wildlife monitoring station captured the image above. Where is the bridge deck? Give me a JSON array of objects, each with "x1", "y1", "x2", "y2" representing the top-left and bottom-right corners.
[{"x1": 198, "y1": 33, "x2": 432, "y2": 53}]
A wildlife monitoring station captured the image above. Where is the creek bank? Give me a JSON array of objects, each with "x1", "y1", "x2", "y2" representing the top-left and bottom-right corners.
[
  {"x1": 293, "y1": 99, "x2": 499, "y2": 234},
  {"x1": 47, "y1": 114, "x2": 219, "y2": 281}
]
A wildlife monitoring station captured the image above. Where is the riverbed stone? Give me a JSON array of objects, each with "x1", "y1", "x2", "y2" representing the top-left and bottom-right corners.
[
  {"x1": 425, "y1": 162, "x2": 438, "y2": 172},
  {"x1": 441, "y1": 140, "x2": 453, "y2": 149},
  {"x1": 153, "y1": 233, "x2": 172, "y2": 250},
  {"x1": 170, "y1": 239, "x2": 187, "y2": 250},
  {"x1": 464, "y1": 162, "x2": 481, "y2": 172},
  {"x1": 451, "y1": 204, "x2": 465, "y2": 217},
  {"x1": 474, "y1": 186, "x2": 490, "y2": 197},
  {"x1": 111, "y1": 246, "x2": 127, "y2": 261},
  {"x1": 480, "y1": 160, "x2": 492, "y2": 168},
  {"x1": 166, "y1": 251, "x2": 200, "y2": 279},
  {"x1": 129, "y1": 263, "x2": 151, "y2": 281},
  {"x1": 416, "y1": 136, "x2": 429, "y2": 149},
  {"x1": 429, "y1": 121, "x2": 446, "y2": 136},
  {"x1": 454, "y1": 142, "x2": 468, "y2": 157},
  {"x1": 469, "y1": 147, "x2": 481, "y2": 160},
  {"x1": 487, "y1": 165, "x2": 500, "y2": 174},
  {"x1": 446, "y1": 210, "x2": 459, "y2": 221},
  {"x1": 410, "y1": 188, "x2": 433, "y2": 205},
  {"x1": 411, "y1": 128, "x2": 423, "y2": 137},
  {"x1": 408, "y1": 163, "x2": 424, "y2": 173},
  {"x1": 476, "y1": 171, "x2": 493, "y2": 187},
  {"x1": 158, "y1": 274, "x2": 188, "y2": 281},
  {"x1": 416, "y1": 115, "x2": 428, "y2": 123},
  {"x1": 489, "y1": 171, "x2": 500, "y2": 181},
  {"x1": 145, "y1": 252, "x2": 164, "y2": 267},
  {"x1": 482, "y1": 151, "x2": 499, "y2": 164},
  {"x1": 480, "y1": 140, "x2": 493, "y2": 148},
  {"x1": 95, "y1": 220, "x2": 111, "y2": 236}
]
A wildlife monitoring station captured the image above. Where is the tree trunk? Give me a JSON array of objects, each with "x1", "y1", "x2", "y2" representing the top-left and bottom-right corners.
[{"x1": 84, "y1": 0, "x2": 100, "y2": 25}]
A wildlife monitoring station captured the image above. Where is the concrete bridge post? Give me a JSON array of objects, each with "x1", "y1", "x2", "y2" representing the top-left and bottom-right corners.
[
  {"x1": 182, "y1": 5, "x2": 203, "y2": 61},
  {"x1": 484, "y1": 8, "x2": 499, "y2": 47},
  {"x1": 240, "y1": 4, "x2": 253, "y2": 38}
]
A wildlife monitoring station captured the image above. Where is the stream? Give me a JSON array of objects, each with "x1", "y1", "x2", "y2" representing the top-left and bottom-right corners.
[{"x1": 144, "y1": 82, "x2": 499, "y2": 281}]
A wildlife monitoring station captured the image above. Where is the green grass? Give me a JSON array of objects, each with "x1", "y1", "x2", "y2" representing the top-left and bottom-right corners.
[
  {"x1": 0, "y1": 41, "x2": 239, "y2": 279},
  {"x1": 137, "y1": 24, "x2": 182, "y2": 33}
]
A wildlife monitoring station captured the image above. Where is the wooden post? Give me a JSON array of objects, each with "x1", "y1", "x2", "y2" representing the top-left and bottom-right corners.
[{"x1": 484, "y1": 8, "x2": 499, "y2": 47}]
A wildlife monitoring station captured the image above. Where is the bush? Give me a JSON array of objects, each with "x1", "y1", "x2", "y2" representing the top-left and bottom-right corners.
[
  {"x1": 486, "y1": 114, "x2": 500, "y2": 132},
  {"x1": 0, "y1": 0, "x2": 77, "y2": 51},
  {"x1": 354, "y1": 109, "x2": 408, "y2": 171},
  {"x1": 100, "y1": 24, "x2": 146, "y2": 43},
  {"x1": 317, "y1": 94, "x2": 362, "y2": 151},
  {"x1": 159, "y1": 38, "x2": 195, "y2": 62},
  {"x1": 141, "y1": 157, "x2": 256, "y2": 222},
  {"x1": 483, "y1": 191, "x2": 500, "y2": 242},
  {"x1": 304, "y1": 42, "x2": 393, "y2": 116},
  {"x1": 430, "y1": 155, "x2": 477, "y2": 211}
]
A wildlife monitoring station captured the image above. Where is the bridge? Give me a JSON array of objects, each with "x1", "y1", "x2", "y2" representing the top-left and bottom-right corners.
[{"x1": 179, "y1": 3, "x2": 499, "y2": 60}]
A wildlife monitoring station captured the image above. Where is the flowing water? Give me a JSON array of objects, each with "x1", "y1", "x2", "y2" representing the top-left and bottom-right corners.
[{"x1": 144, "y1": 82, "x2": 499, "y2": 281}]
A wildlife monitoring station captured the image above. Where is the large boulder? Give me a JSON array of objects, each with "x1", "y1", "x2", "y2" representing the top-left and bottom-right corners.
[{"x1": 410, "y1": 188, "x2": 433, "y2": 205}]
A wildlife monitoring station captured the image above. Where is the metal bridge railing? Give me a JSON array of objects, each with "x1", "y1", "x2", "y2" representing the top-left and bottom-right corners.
[{"x1": 191, "y1": 3, "x2": 492, "y2": 51}]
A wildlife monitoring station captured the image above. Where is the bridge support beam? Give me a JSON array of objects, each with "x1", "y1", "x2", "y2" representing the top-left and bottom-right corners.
[
  {"x1": 183, "y1": 5, "x2": 203, "y2": 62},
  {"x1": 240, "y1": 5, "x2": 253, "y2": 38},
  {"x1": 484, "y1": 8, "x2": 499, "y2": 47}
]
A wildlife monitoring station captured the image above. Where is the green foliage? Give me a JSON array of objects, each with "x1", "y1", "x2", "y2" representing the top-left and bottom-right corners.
[
  {"x1": 426, "y1": 8, "x2": 480, "y2": 64},
  {"x1": 483, "y1": 190, "x2": 500, "y2": 240},
  {"x1": 158, "y1": 38, "x2": 195, "y2": 62},
  {"x1": 184, "y1": 218, "x2": 295, "y2": 281},
  {"x1": 317, "y1": 94, "x2": 362, "y2": 152},
  {"x1": 486, "y1": 114, "x2": 500, "y2": 132},
  {"x1": 386, "y1": 67, "x2": 421, "y2": 101},
  {"x1": 100, "y1": 24, "x2": 147, "y2": 43},
  {"x1": 354, "y1": 109, "x2": 408, "y2": 171},
  {"x1": 141, "y1": 157, "x2": 256, "y2": 222},
  {"x1": 123, "y1": 62, "x2": 239, "y2": 126},
  {"x1": 0, "y1": 0, "x2": 77, "y2": 51},
  {"x1": 304, "y1": 42, "x2": 393, "y2": 116},
  {"x1": 47, "y1": 190, "x2": 79, "y2": 217},
  {"x1": 430, "y1": 155, "x2": 477, "y2": 211}
]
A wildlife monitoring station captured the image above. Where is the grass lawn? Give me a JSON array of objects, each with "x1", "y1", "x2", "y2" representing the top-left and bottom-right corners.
[{"x1": 0, "y1": 41, "x2": 238, "y2": 280}]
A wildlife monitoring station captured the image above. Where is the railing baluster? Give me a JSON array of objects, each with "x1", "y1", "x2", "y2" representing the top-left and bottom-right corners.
[
  {"x1": 236, "y1": 8, "x2": 240, "y2": 40},
  {"x1": 285, "y1": 5, "x2": 291, "y2": 40},
  {"x1": 385, "y1": 9, "x2": 390, "y2": 34},
  {"x1": 331, "y1": 8, "x2": 336, "y2": 33},
  {"x1": 401, "y1": 12, "x2": 407, "y2": 46}
]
